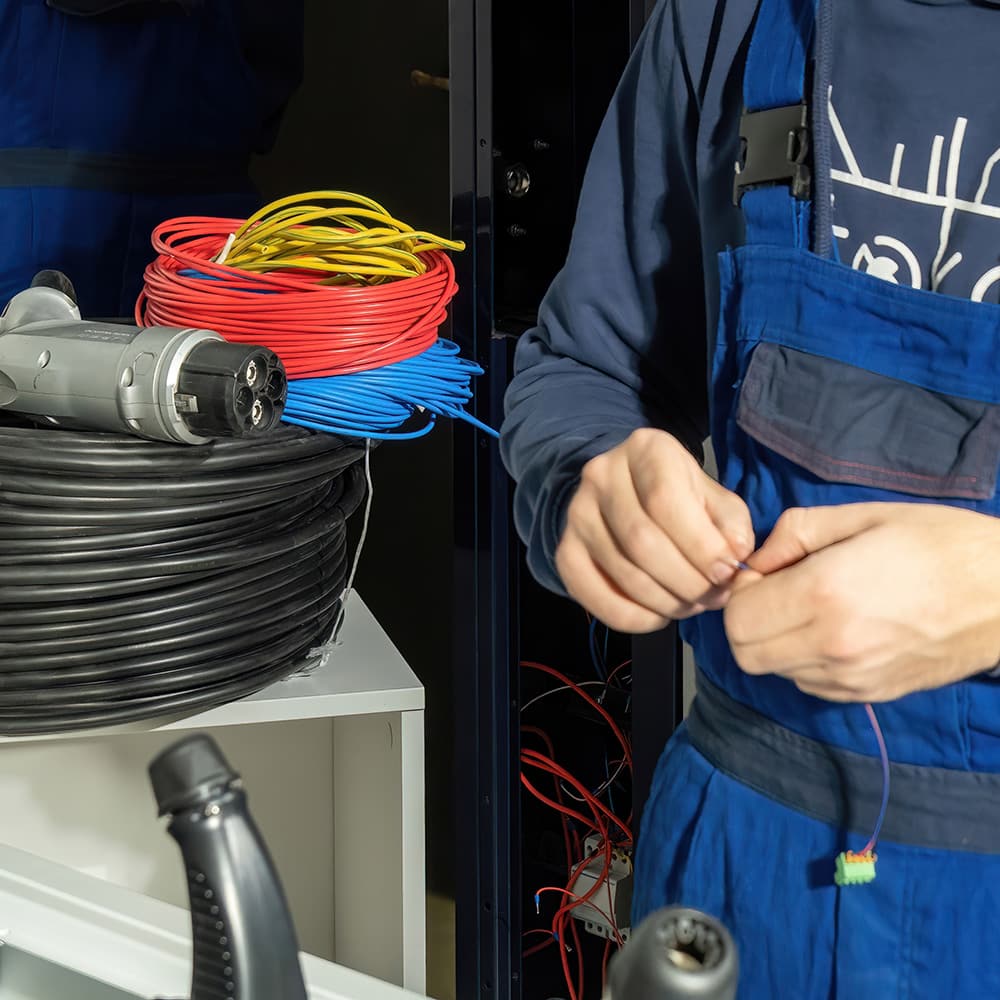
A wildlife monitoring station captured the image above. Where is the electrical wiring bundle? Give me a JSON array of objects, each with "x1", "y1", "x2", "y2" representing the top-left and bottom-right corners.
[
  {"x1": 0, "y1": 420, "x2": 366, "y2": 735},
  {"x1": 136, "y1": 192, "x2": 494, "y2": 439},
  {"x1": 521, "y1": 656, "x2": 634, "y2": 1000}
]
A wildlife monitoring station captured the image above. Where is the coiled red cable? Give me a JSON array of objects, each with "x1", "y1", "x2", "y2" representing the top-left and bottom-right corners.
[{"x1": 136, "y1": 217, "x2": 458, "y2": 378}]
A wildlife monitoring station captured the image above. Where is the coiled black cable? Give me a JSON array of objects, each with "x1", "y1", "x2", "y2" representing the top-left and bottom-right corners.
[{"x1": 0, "y1": 420, "x2": 366, "y2": 735}]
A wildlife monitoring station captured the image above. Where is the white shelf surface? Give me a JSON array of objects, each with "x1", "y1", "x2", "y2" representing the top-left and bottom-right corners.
[{"x1": 0, "y1": 843, "x2": 424, "y2": 1000}]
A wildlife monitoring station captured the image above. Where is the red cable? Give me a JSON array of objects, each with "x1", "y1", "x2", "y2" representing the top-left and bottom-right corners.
[
  {"x1": 522, "y1": 749, "x2": 633, "y2": 842},
  {"x1": 522, "y1": 929, "x2": 556, "y2": 959},
  {"x1": 550, "y1": 848, "x2": 625, "y2": 946},
  {"x1": 520, "y1": 664, "x2": 634, "y2": 994},
  {"x1": 559, "y1": 916, "x2": 579, "y2": 1000},
  {"x1": 521, "y1": 660, "x2": 633, "y2": 768},
  {"x1": 570, "y1": 917, "x2": 585, "y2": 999},
  {"x1": 606, "y1": 657, "x2": 633, "y2": 687},
  {"x1": 135, "y1": 218, "x2": 458, "y2": 378},
  {"x1": 544, "y1": 845, "x2": 626, "y2": 955},
  {"x1": 520, "y1": 729, "x2": 592, "y2": 998},
  {"x1": 524, "y1": 929, "x2": 556, "y2": 941},
  {"x1": 535, "y1": 841, "x2": 625, "y2": 997},
  {"x1": 535, "y1": 886, "x2": 621, "y2": 943},
  {"x1": 521, "y1": 750, "x2": 632, "y2": 844},
  {"x1": 522, "y1": 727, "x2": 575, "y2": 871},
  {"x1": 520, "y1": 771, "x2": 598, "y2": 832}
]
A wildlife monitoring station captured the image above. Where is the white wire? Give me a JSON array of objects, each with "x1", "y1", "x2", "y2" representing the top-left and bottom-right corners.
[
  {"x1": 294, "y1": 440, "x2": 374, "y2": 677},
  {"x1": 562, "y1": 758, "x2": 629, "y2": 804},
  {"x1": 332, "y1": 438, "x2": 374, "y2": 641},
  {"x1": 519, "y1": 681, "x2": 606, "y2": 714}
]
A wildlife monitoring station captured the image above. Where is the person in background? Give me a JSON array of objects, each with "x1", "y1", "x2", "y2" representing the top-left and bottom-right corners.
[
  {"x1": 502, "y1": 0, "x2": 1000, "y2": 995},
  {"x1": 0, "y1": 0, "x2": 303, "y2": 317}
]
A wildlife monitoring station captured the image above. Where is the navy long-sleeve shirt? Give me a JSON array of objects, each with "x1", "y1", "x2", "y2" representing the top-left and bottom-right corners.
[{"x1": 501, "y1": 0, "x2": 1000, "y2": 595}]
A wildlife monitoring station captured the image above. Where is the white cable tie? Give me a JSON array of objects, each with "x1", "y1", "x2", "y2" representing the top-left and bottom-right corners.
[{"x1": 214, "y1": 232, "x2": 236, "y2": 266}]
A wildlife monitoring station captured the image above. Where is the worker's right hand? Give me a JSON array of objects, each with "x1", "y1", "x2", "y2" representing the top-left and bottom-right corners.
[{"x1": 555, "y1": 428, "x2": 755, "y2": 633}]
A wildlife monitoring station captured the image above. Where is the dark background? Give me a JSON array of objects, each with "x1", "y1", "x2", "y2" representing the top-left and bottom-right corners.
[{"x1": 251, "y1": 0, "x2": 458, "y2": 903}]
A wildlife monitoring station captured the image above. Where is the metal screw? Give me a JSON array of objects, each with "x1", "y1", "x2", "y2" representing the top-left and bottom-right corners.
[
  {"x1": 252, "y1": 399, "x2": 264, "y2": 425},
  {"x1": 245, "y1": 360, "x2": 258, "y2": 386}
]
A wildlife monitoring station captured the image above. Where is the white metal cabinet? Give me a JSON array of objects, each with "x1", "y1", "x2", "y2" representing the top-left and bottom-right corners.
[
  {"x1": 0, "y1": 594, "x2": 426, "y2": 994},
  {"x1": 0, "y1": 843, "x2": 424, "y2": 1000}
]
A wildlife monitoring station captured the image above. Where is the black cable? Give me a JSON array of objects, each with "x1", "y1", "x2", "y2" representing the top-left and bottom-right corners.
[
  {"x1": 0, "y1": 540, "x2": 348, "y2": 674},
  {"x1": 0, "y1": 418, "x2": 366, "y2": 734},
  {"x1": 0, "y1": 486, "x2": 328, "y2": 559}
]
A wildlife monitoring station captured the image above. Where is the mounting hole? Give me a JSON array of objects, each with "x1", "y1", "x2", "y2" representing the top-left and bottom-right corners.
[
  {"x1": 667, "y1": 947, "x2": 704, "y2": 972},
  {"x1": 659, "y1": 912, "x2": 725, "y2": 974},
  {"x1": 265, "y1": 370, "x2": 286, "y2": 400},
  {"x1": 250, "y1": 396, "x2": 274, "y2": 429}
]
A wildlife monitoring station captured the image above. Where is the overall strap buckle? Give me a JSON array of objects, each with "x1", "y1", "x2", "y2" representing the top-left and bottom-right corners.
[{"x1": 733, "y1": 103, "x2": 811, "y2": 206}]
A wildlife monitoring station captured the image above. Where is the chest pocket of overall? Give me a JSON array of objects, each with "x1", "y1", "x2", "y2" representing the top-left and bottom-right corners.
[{"x1": 735, "y1": 342, "x2": 1000, "y2": 502}]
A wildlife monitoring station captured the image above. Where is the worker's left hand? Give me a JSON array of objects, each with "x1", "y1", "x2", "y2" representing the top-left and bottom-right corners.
[{"x1": 724, "y1": 503, "x2": 1000, "y2": 702}]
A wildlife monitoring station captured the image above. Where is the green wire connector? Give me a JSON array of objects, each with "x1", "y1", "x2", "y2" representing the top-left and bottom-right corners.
[{"x1": 835, "y1": 850, "x2": 877, "y2": 886}]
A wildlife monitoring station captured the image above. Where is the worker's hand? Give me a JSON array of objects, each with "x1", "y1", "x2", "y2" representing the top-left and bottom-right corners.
[
  {"x1": 725, "y1": 503, "x2": 1000, "y2": 702},
  {"x1": 555, "y1": 428, "x2": 754, "y2": 633}
]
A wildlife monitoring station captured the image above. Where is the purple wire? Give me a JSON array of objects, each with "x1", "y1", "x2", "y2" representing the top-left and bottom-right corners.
[{"x1": 863, "y1": 703, "x2": 890, "y2": 854}]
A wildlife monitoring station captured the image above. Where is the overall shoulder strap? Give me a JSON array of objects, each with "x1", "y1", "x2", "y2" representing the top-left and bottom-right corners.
[{"x1": 735, "y1": 0, "x2": 823, "y2": 250}]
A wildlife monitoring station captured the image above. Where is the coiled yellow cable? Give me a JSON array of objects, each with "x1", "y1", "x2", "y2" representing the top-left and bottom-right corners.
[{"x1": 222, "y1": 191, "x2": 466, "y2": 285}]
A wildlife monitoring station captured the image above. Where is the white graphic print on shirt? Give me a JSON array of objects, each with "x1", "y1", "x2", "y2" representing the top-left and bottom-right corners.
[{"x1": 830, "y1": 94, "x2": 1000, "y2": 303}]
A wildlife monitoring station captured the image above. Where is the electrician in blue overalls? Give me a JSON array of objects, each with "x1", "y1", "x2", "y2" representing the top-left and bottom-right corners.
[
  {"x1": 502, "y1": 0, "x2": 1000, "y2": 994},
  {"x1": 0, "y1": 0, "x2": 303, "y2": 318}
]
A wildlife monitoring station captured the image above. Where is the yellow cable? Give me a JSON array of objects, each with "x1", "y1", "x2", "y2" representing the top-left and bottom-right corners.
[{"x1": 223, "y1": 191, "x2": 465, "y2": 285}]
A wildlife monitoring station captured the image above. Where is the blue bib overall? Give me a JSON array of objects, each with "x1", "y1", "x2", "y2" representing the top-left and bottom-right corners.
[
  {"x1": 0, "y1": 0, "x2": 302, "y2": 317},
  {"x1": 633, "y1": 0, "x2": 1000, "y2": 995}
]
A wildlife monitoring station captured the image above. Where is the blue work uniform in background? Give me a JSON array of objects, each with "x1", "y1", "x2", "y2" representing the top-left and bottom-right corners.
[
  {"x1": 0, "y1": 0, "x2": 303, "y2": 317},
  {"x1": 502, "y1": 0, "x2": 1000, "y2": 995}
]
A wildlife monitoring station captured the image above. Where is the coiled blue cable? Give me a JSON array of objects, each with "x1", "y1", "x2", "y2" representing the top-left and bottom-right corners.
[{"x1": 281, "y1": 339, "x2": 500, "y2": 440}]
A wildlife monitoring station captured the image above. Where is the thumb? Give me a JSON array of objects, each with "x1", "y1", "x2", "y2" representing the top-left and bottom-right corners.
[
  {"x1": 750, "y1": 504, "x2": 885, "y2": 575},
  {"x1": 702, "y1": 478, "x2": 755, "y2": 563}
]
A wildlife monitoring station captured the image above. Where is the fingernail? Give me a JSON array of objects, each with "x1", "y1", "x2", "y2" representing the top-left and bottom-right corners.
[{"x1": 710, "y1": 561, "x2": 736, "y2": 586}]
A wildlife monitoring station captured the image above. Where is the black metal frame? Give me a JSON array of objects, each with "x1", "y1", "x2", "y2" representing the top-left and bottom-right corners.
[
  {"x1": 449, "y1": 3, "x2": 667, "y2": 998},
  {"x1": 450, "y1": 3, "x2": 521, "y2": 1000}
]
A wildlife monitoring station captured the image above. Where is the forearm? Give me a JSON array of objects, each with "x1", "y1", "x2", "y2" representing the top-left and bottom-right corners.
[{"x1": 500, "y1": 0, "x2": 711, "y2": 593}]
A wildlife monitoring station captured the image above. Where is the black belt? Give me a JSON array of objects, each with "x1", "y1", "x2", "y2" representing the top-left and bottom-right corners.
[
  {"x1": 0, "y1": 148, "x2": 251, "y2": 195},
  {"x1": 687, "y1": 670, "x2": 1000, "y2": 854}
]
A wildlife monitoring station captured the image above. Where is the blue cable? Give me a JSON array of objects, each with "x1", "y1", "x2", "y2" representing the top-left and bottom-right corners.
[
  {"x1": 176, "y1": 270, "x2": 495, "y2": 439},
  {"x1": 588, "y1": 617, "x2": 607, "y2": 681},
  {"x1": 281, "y1": 339, "x2": 500, "y2": 441},
  {"x1": 605, "y1": 755, "x2": 616, "y2": 815},
  {"x1": 863, "y1": 703, "x2": 891, "y2": 853}
]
